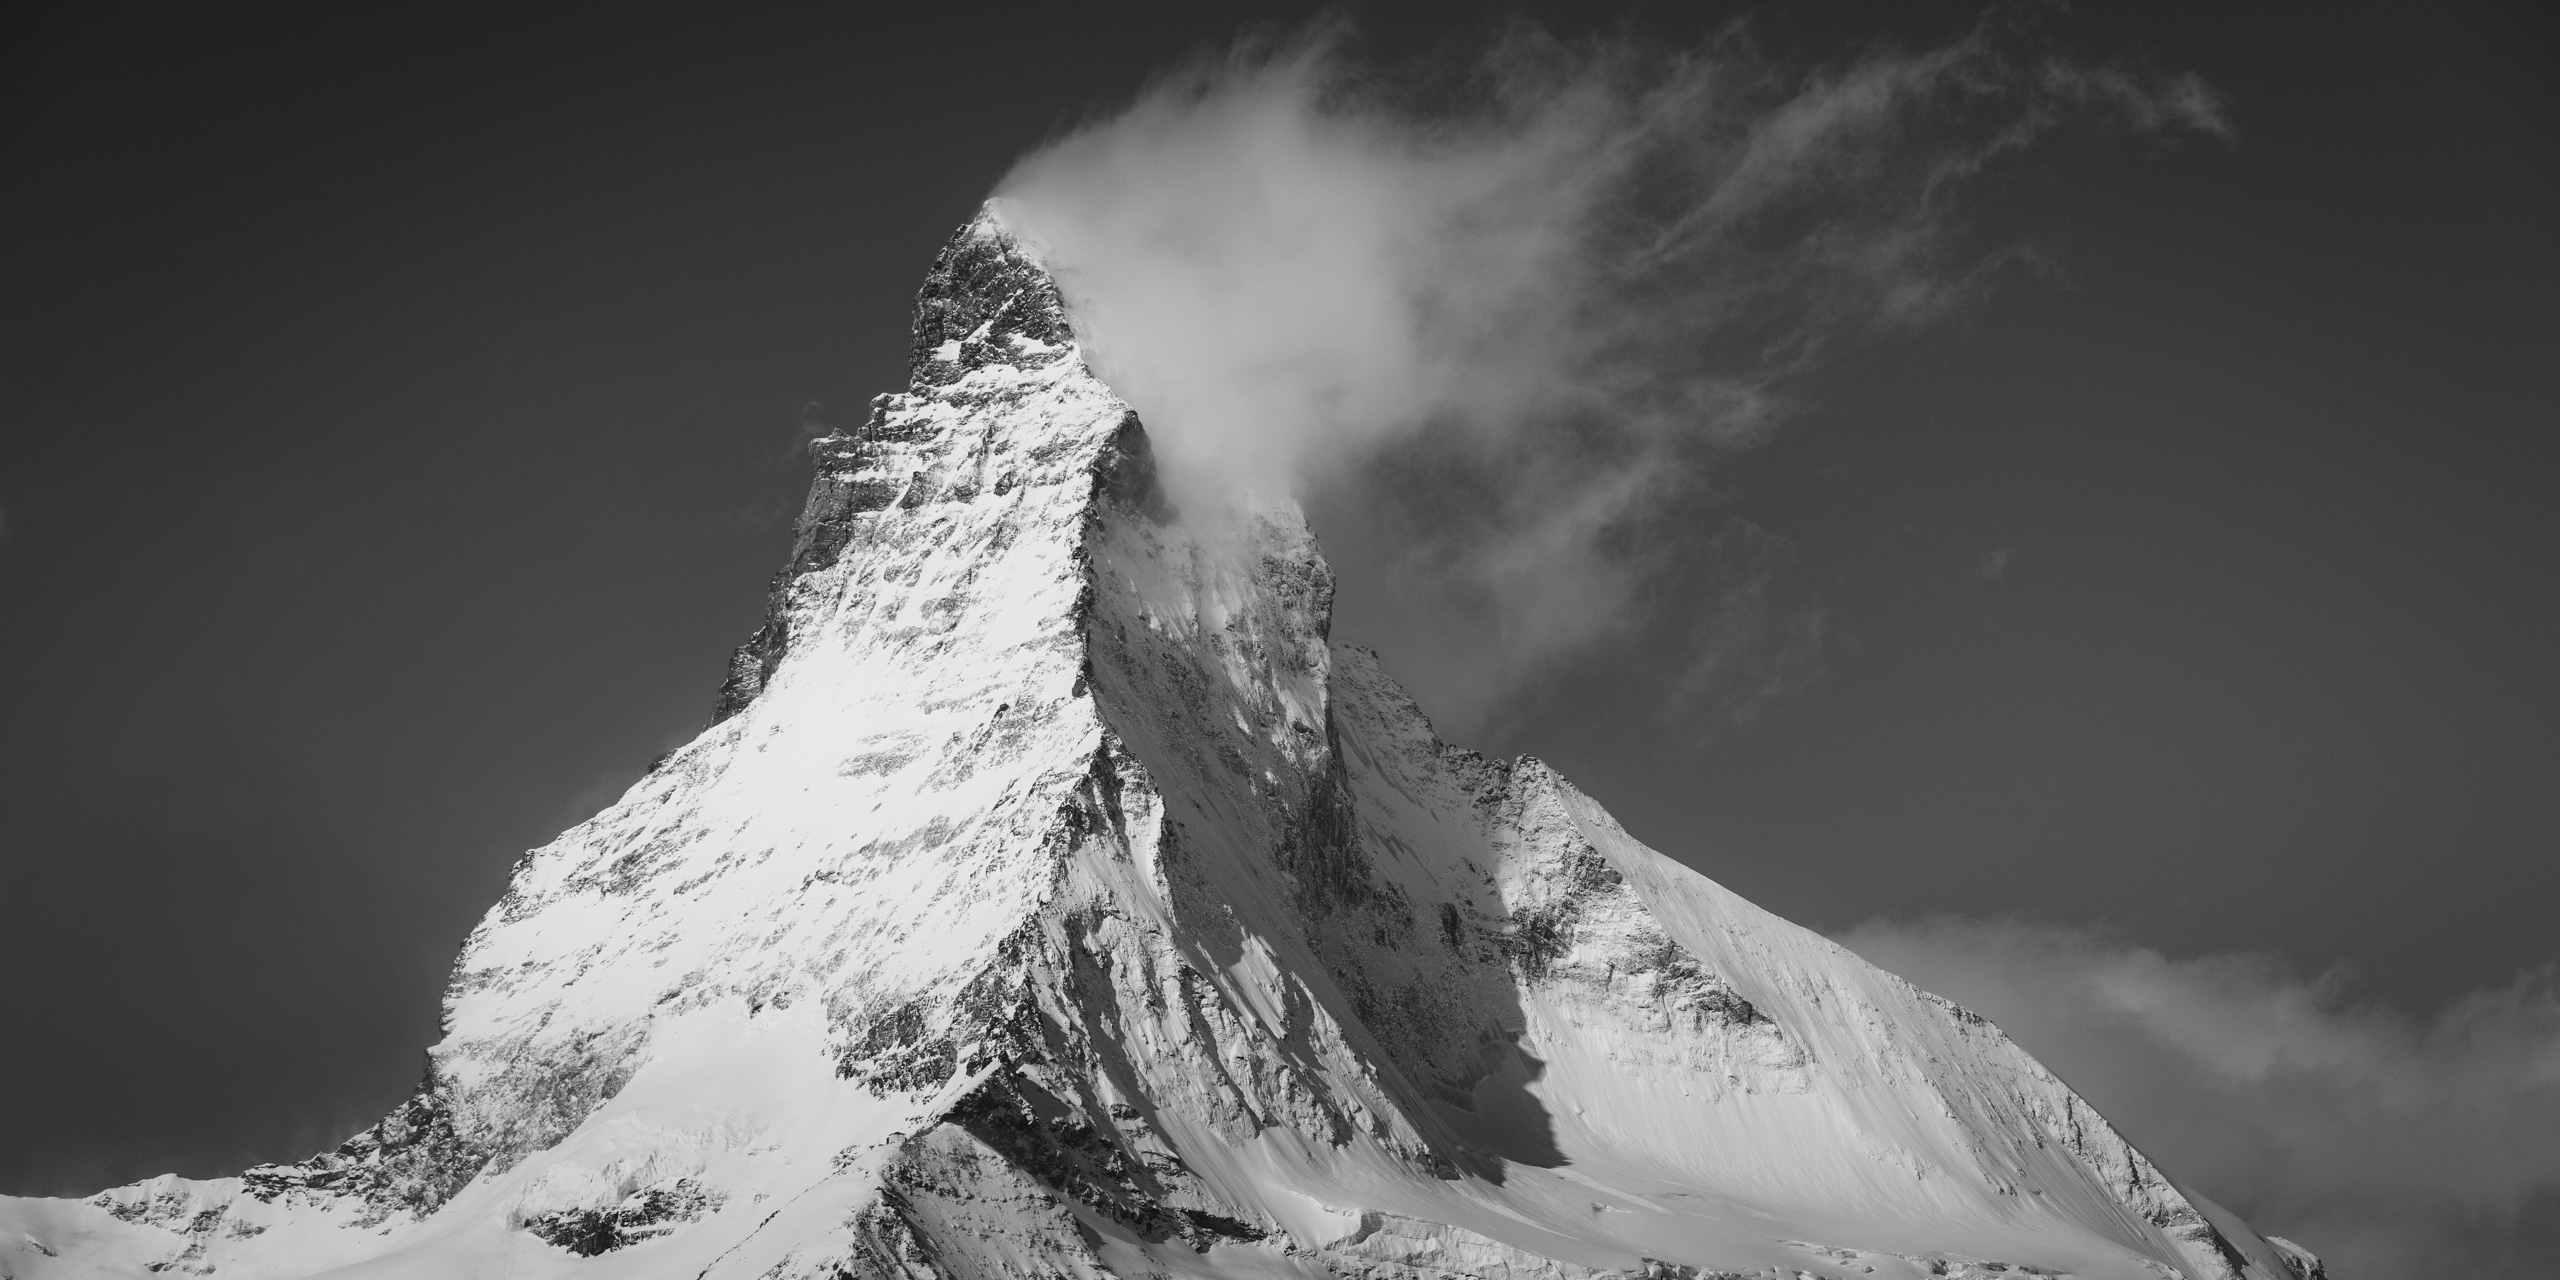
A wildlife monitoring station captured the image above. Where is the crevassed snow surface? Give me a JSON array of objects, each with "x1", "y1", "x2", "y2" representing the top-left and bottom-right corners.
[{"x1": 2, "y1": 208, "x2": 2322, "y2": 1280}]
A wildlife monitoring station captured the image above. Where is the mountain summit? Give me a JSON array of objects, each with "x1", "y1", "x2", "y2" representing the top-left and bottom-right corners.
[{"x1": 2, "y1": 207, "x2": 2323, "y2": 1280}]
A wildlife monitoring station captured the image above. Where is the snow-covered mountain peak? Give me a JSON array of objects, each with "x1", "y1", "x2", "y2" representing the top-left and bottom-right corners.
[
  {"x1": 906, "y1": 206, "x2": 1078, "y2": 388},
  {"x1": 709, "y1": 207, "x2": 1114, "y2": 721},
  {"x1": 1, "y1": 204, "x2": 2322, "y2": 1280}
]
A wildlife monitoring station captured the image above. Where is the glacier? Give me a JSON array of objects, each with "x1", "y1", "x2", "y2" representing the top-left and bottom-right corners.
[{"x1": 1, "y1": 207, "x2": 2324, "y2": 1280}]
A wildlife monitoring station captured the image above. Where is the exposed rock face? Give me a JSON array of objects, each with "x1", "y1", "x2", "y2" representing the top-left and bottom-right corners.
[{"x1": 1, "y1": 208, "x2": 2318, "y2": 1280}]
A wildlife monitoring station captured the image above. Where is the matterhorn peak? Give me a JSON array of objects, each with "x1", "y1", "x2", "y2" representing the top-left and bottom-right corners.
[
  {"x1": 903, "y1": 205, "x2": 1076, "y2": 385},
  {"x1": 1, "y1": 204, "x2": 2320, "y2": 1280}
]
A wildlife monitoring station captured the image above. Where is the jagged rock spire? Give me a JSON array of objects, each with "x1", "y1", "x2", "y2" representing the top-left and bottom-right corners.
[
  {"x1": 714, "y1": 205, "x2": 1087, "y2": 722},
  {"x1": 905, "y1": 205, "x2": 1075, "y2": 387},
  {"x1": 0, "y1": 205, "x2": 2321, "y2": 1280}
]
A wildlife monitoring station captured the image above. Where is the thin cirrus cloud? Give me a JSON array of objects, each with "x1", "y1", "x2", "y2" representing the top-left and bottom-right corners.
[
  {"x1": 996, "y1": 19, "x2": 2224, "y2": 738},
  {"x1": 1837, "y1": 916, "x2": 2560, "y2": 1279}
]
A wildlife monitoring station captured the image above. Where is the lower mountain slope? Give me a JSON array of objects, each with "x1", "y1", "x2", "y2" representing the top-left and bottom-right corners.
[{"x1": 1, "y1": 209, "x2": 2321, "y2": 1280}]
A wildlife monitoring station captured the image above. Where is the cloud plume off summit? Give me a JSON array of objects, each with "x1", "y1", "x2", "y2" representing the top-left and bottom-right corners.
[{"x1": 997, "y1": 20, "x2": 2224, "y2": 734}]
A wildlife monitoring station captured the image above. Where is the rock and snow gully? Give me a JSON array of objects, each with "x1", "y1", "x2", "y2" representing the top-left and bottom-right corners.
[{"x1": 2, "y1": 208, "x2": 2325, "y2": 1280}]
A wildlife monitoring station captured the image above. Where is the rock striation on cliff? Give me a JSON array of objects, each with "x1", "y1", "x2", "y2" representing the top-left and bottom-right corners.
[{"x1": 1, "y1": 207, "x2": 2320, "y2": 1280}]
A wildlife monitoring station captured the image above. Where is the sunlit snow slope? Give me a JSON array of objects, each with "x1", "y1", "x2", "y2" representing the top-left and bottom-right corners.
[{"x1": 2, "y1": 208, "x2": 2324, "y2": 1280}]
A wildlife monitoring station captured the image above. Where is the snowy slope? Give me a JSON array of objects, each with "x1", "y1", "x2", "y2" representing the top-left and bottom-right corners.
[{"x1": 2, "y1": 208, "x2": 2322, "y2": 1280}]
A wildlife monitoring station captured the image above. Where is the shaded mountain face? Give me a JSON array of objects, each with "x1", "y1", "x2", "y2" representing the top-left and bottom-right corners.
[{"x1": 1, "y1": 209, "x2": 2324, "y2": 1280}]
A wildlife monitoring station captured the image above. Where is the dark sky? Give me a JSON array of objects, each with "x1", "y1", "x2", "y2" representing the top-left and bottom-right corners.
[{"x1": 4, "y1": 0, "x2": 2552, "y2": 1212}]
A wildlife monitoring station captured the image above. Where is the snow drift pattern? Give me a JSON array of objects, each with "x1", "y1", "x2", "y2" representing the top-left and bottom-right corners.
[{"x1": 1, "y1": 209, "x2": 2318, "y2": 1280}]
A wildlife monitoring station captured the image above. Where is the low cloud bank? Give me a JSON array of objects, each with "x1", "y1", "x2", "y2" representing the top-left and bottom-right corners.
[
  {"x1": 1838, "y1": 917, "x2": 2560, "y2": 1278},
  {"x1": 998, "y1": 19, "x2": 2221, "y2": 736}
]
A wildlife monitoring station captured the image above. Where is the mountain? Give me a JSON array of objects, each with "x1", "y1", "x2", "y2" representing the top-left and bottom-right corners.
[{"x1": 1, "y1": 207, "x2": 2325, "y2": 1280}]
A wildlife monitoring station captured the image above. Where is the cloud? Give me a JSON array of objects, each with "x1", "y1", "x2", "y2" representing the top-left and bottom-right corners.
[
  {"x1": 996, "y1": 18, "x2": 2222, "y2": 740},
  {"x1": 1836, "y1": 917, "x2": 2560, "y2": 1279}
]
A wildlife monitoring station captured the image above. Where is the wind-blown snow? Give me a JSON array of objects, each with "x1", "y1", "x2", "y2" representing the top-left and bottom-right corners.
[{"x1": 2, "y1": 208, "x2": 2319, "y2": 1280}]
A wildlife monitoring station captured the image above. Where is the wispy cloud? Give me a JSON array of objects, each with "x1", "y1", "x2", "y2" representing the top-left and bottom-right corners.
[
  {"x1": 1670, "y1": 520, "x2": 1826, "y2": 729},
  {"x1": 999, "y1": 18, "x2": 2222, "y2": 739},
  {"x1": 1837, "y1": 916, "x2": 2560, "y2": 1279}
]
